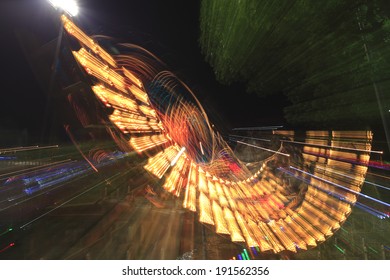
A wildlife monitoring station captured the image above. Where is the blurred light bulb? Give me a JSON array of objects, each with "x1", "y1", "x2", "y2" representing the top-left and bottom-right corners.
[{"x1": 48, "y1": 0, "x2": 79, "y2": 16}]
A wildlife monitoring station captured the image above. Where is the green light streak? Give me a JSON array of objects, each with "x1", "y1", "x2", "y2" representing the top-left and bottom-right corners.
[
  {"x1": 0, "y1": 228, "x2": 13, "y2": 237},
  {"x1": 334, "y1": 244, "x2": 345, "y2": 254},
  {"x1": 341, "y1": 227, "x2": 348, "y2": 233},
  {"x1": 369, "y1": 246, "x2": 378, "y2": 254},
  {"x1": 243, "y1": 248, "x2": 250, "y2": 260}
]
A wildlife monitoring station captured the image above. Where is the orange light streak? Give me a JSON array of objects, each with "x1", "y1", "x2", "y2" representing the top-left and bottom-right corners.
[
  {"x1": 73, "y1": 48, "x2": 127, "y2": 93},
  {"x1": 92, "y1": 84, "x2": 138, "y2": 111},
  {"x1": 62, "y1": 15, "x2": 117, "y2": 67},
  {"x1": 144, "y1": 146, "x2": 177, "y2": 178},
  {"x1": 267, "y1": 220, "x2": 296, "y2": 252},
  {"x1": 129, "y1": 84, "x2": 150, "y2": 105},
  {"x1": 224, "y1": 208, "x2": 245, "y2": 243},
  {"x1": 130, "y1": 134, "x2": 170, "y2": 153},
  {"x1": 258, "y1": 222, "x2": 284, "y2": 253},
  {"x1": 183, "y1": 164, "x2": 197, "y2": 211},
  {"x1": 212, "y1": 201, "x2": 230, "y2": 234},
  {"x1": 234, "y1": 211, "x2": 258, "y2": 247},
  {"x1": 163, "y1": 156, "x2": 186, "y2": 195},
  {"x1": 199, "y1": 192, "x2": 214, "y2": 225},
  {"x1": 123, "y1": 67, "x2": 143, "y2": 88}
]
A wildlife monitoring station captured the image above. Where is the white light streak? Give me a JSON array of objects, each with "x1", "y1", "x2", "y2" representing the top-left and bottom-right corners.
[
  {"x1": 199, "y1": 142, "x2": 204, "y2": 155},
  {"x1": 232, "y1": 125, "x2": 283, "y2": 131},
  {"x1": 170, "y1": 147, "x2": 186, "y2": 166},
  {"x1": 236, "y1": 140, "x2": 290, "y2": 157},
  {"x1": 229, "y1": 134, "x2": 271, "y2": 142}
]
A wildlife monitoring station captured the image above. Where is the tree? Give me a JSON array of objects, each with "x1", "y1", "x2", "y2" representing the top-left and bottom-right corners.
[{"x1": 200, "y1": 0, "x2": 390, "y2": 128}]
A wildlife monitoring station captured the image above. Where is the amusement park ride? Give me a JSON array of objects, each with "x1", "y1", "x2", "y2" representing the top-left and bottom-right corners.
[
  {"x1": 59, "y1": 13, "x2": 381, "y2": 254},
  {"x1": 1, "y1": 2, "x2": 389, "y2": 259}
]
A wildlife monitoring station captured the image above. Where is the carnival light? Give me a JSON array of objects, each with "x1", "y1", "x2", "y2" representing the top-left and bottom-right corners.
[
  {"x1": 49, "y1": 0, "x2": 79, "y2": 17},
  {"x1": 58, "y1": 15, "x2": 385, "y2": 255},
  {"x1": 170, "y1": 147, "x2": 186, "y2": 166}
]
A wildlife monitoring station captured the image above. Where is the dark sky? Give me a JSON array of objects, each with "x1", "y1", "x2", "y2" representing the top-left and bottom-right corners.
[{"x1": 0, "y1": 0, "x2": 288, "y2": 145}]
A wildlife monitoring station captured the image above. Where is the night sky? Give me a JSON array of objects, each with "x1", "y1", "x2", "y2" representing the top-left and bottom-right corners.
[{"x1": 0, "y1": 0, "x2": 288, "y2": 146}]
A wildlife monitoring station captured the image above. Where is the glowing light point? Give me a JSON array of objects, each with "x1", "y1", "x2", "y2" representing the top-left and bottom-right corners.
[{"x1": 48, "y1": 0, "x2": 79, "y2": 17}]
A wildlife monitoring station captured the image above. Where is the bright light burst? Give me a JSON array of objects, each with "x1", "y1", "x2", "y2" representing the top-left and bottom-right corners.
[{"x1": 48, "y1": 0, "x2": 79, "y2": 17}]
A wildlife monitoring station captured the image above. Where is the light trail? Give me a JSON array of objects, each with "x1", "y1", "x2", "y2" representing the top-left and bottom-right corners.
[
  {"x1": 0, "y1": 227, "x2": 13, "y2": 237},
  {"x1": 51, "y1": 15, "x2": 387, "y2": 255},
  {"x1": 199, "y1": 142, "x2": 204, "y2": 155},
  {"x1": 228, "y1": 134, "x2": 271, "y2": 142},
  {"x1": 61, "y1": 14, "x2": 115, "y2": 65},
  {"x1": 65, "y1": 125, "x2": 98, "y2": 172},
  {"x1": 19, "y1": 172, "x2": 125, "y2": 229},
  {"x1": 235, "y1": 140, "x2": 290, "y2": 157},
  {"x1": 355, "y1": 201, "x2": 389, "y2": 219},
  {"x1": 232, "y1": 125, "x2": 283, "y2": 131},
  {"x1": 0, "y1": 162, "x2": 94, "y2": 211},
  {"x1": 315, "y1": 165, "x2": 390, "y2": 192},
  {"x1": 0, "y1": 159, "x2": 73, "y2": 180},
  {"x1": 0, "y1": 242, "x2": 15, "y2": 254},
  {"x1": 279, "y1": 167, "x2": 389, "y2": 219},
  {"x1": 366, "y1": 171, "x2": 390, "y2": 180},
  {"x1": 0, "y1": 145, "x2": 59, "y2": 153},
  {"x1": 290, "y1": 166, "x2": 390, "y2": 208},
  {"x1": 281, "y1": 139, "x2": 383, "y2": 154},
  {"x1": 302, "y1": 150, "x2": 369, "y2": 167},
  {"x1": 170, "y1": 147, "x2": 186, "y2": 166}
]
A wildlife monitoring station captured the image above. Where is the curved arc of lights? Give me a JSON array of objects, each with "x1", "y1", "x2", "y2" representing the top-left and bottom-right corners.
[{"x1": 60, "y1": 15, "x2": 380, "y2": 255}]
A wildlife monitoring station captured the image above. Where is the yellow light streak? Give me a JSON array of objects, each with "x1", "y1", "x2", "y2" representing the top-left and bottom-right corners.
[
  {"x1": 267, "y1": 220, "x2": 296, "y2": 252},
  {"x1": 92, "y1": 84, "x2": 138, "y2": 111},
  {"x1": 61, "y1": 15, "x2": 116, "y2": 67},
  {"x1": 234, "y1": 211, "x2": 258, "y2": 247},
  {"x1": 299, "y1": 202, "x2": 335, "y2": 236},
  {"x1": 199, "y1": 192, "x2": 214, "y2": 225},
  {"x1": 109, "y1": 110, "x2": 162, "y2": 133},
  {"x1": 130, "y1": 134, "x2": 170, "y2": 153},
  {"x1": 73, "y1": 48, "x2": 127, "y2": 93},
  {"x1": 183, "y1": 163, "x2": 197, "y2": 211},
  {"x1": 129, "y1": 84, "x2": 150, "y2": 105},
  {"x1": 122, "y1": 67, "x2": 143, "y2": 88},
  {"x1": 224, "y1": 208, "x2": 245, "y2": 243},
  {"x1": 287, "y1": 208, "x2": 325, "y2": 242},
  {"x1": 222, "y1": 185, "x2": 237, "y2": 211},
  {"x1": 144, "y1": 145, "x2": 177, "y2": 178},
  {"x1": 284, "y1": 216, "x2": 317, "y2": 247},
  {"x1": 137, "y1": 105, "x2": 157, "y2": 120},
  {"x1": 212, "y1": 201, "x2": 230, "y2": 234},
  {"x1": 277, "y1": 219, "x2": 307, "y2": 250},
  {"x1": 258, "y1": 222, "x2": 285, "y2": 253},
  {"x1": 198, "y1": 170, "x2": 209, "y2": 194},
  {"x1": 305, "y1": 191, "x2": 347, "y2": 223},
  {"x1": 247, "y1": 220, "x2": 273, "y2": 252},
  {"x1": 208, "y1": 180, "x2": 218, "y2": 201},
  {"x1": 303, "y1": 200, "x2": 340, "y2": 231}
]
